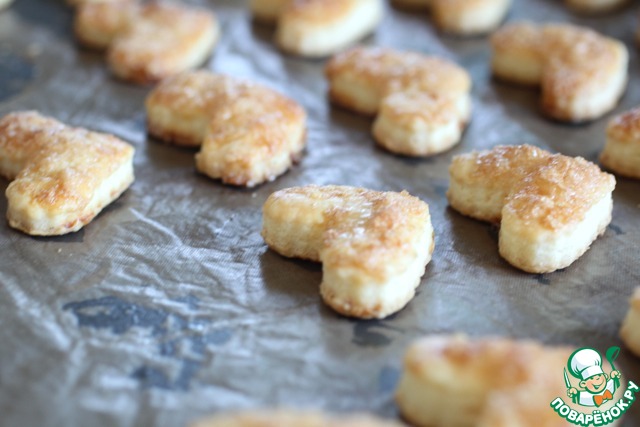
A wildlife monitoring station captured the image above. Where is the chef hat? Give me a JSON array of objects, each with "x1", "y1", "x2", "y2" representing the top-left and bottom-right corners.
[{"x1": 569, "y1": 348, "x2": 604, "y2": 381}]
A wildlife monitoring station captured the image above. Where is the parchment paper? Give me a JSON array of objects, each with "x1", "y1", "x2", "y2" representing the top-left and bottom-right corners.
[{"x1": 0, "y1": 1, "x2": 639, "y2": 426}]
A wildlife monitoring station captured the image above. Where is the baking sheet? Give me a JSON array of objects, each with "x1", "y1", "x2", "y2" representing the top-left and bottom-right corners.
[{"x1": 1, "y1": 1, "x2": 640, "y2": 426}]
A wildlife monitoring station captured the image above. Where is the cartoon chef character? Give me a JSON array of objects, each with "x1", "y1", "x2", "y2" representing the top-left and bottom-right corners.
[{"x1": 566, "y1": 348, "x2": 621, "y2": 407}]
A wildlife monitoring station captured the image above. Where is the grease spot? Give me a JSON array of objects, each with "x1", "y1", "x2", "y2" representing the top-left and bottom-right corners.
[
  {"x1": 534, "y1": 274, "x2": 551, "y2": 285},
  {"x1": 64, "y1": 296, "x2": 168, "y2": 336},
  {"x1": 64, "y1": 295, "x2": 232, "y2": 391},
  {"x1": 352, "y1": 319, "x2": 400, "y2": 347},
  {"x1": 487, "y1": 224, "x2": 499, "y2": 243},
  {"x1": 608, "y1": 223, "x2": 624, "y2": 236}
]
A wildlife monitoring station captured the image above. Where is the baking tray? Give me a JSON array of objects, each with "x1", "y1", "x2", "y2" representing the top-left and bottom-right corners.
[{"x1": 0, "y1": 1, "x2": 639, "y2": 426}]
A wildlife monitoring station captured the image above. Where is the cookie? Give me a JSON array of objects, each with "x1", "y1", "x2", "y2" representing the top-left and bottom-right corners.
[
  {"x1": 392, "y1": 0, "x2": 511, "y2": 36},
  {"x1": 491, "y1": 22, "x2": 628, "y2": 122},
  {"x1": 75, "y1": 2, "x2": 219, "y2": 84},
  {"x1": 146, "y1": 71, "x2": 306, "y2": 187},
  {"x1": 396, "y1": 335, "x2": 572, "y2": 427},
  {"x1": 261, "y1": 185, "x2": 434, "y2": 319},
  {"x1": 74, "y1": 0, "x2": 136, "y2": 49},
  {"x1": 326, "y1": 46, "x2": 471, "y2": 157},
  {"x1": 0, "y1": 111, "x2": 134, "y2": 236},
  {"x1": 600, "y1": 107, "x2": 640, "y2": 179},
  {"x1": 250, "y1": 0, "x2": 383, "y2": 58},
  {"x1": 447, "y1": 145, "x2": 615, "y2": 273}
]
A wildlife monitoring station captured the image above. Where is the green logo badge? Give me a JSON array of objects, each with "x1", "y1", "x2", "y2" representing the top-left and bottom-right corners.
[{"x1": 550, "y1": 346, "x2": 639, "y2": 426}]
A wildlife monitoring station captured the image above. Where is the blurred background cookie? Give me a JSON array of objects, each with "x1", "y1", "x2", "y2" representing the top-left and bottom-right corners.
[
  {"x1": 396, "y1": 335, "x2": 572, "y2": 427},
  {"x1": 601, "y1": 107, "x2": 640, "y2": 179},
  {"x1": 392, "y1": 0, "x2": 511, "y2": 36},
  {"x1": 250, "y1": 0, "x2": 383, "y2": 58},
  {"x1": 491, "y1": 22, "x2": 628, "y2": 122},
  {"x1": 326, "y1": 46, "x2": 471, "y2": 157},
  {"x1": 75, "y1": 1, "x2": 219, "y2": 84},
  {"x1": 146, "y1": 71, "x2": 306, "y2": 187}
]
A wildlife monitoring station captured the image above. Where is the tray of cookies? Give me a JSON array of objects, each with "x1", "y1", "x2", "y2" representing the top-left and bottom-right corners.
[{"x1": 0, "y1": 0, "x2": 639, "y2": 426}]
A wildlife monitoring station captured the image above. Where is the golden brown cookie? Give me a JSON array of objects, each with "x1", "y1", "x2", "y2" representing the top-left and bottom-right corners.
[
  {"x1": 250, "y1": 0, "x2": 383, "y2": 58},
  {"x1": 146, "y1": 71, "x2": 306, "y2": 187},
  {"x1": 0, "y1": 111, "x2": 135, "y2": 236},
  {"x1": 396, "y1": 335, "x2": 573, "y2": 427},
  {"x1": 261, "y1": 185, "x2": 434, "y2": 319},
  {"x1": 326, "y1": 46, "x2": 471, "y2": 157},
  {"x1": 392, "y1": 0, "x2": 511, "y2": 35},
  {"x1": 448, "y1": 145, "x2": 615, "y2": 273},
  {"x1": 600, "y1": 107, "x2": 640, "y2": 179},
  {"x1": 491, "y1": 22, "x2": 628, "y2": 122},
  {"x1": 75, "y1": 2, "x2": 219, "y2": 84}
]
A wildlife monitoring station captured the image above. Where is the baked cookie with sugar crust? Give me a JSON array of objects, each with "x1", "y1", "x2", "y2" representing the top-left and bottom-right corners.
[
  {"x1": 75, "y1": 1, "x2": 219, "y2": 84},
  {"x1": 448, "y1": 145, "x2": 615, "y2": 273},
  {"x1": 261, "y1": 185, "x2": 434, "y2": 319},
  {"x1": 250, "y1": 0, "x2": 383, "y2": 58},
  {"x1": 396, "y1": 335, "x2": 572, "y2": 427},
  {"x1": 146, "y1": 71, "x2": 306, "y2": 187},
  {"x1": 326, "y1": 46, "x2": 472, "y2": 157},
  {"x1": 392, "y1": 0, "x2": 511, "y2": 36},
  {"x1": 491, "y1": 22, "x2": 628, "y2": 122},
  {"x1": 74, "y1": 0, "x2": 137, "y2": 50},
  {"x1": 0, "y1": 111, "x2": 134, "y2": 236},
  {"x1": 600, "y1": 107, "x2": 640, "y2": 179},
  {"x1": 192, "y1": 410, "x2": 406, "y2": 427}
]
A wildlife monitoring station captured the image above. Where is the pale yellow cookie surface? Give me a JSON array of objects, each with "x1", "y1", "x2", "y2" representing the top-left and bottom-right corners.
[
  {"x1": 0, "y1": 112, "x2": 134, "y2": 236},
  {"x1": 146, "y1": 71, "x2": 306, "y2": 187},
  {"x1": 396, "y1": 335, "x2": 572, "y2": 427},
  {"x1": 261, "y1": 185, "x2": 434, "y2": 319},
  {"x1": 491, "y1": 22, "x2": 628, "y2": 122},
  {"x1": 326, "y1": 46, "x2": 471, "y2": 157},
  {"x1": 448, "y1": 145, "x2": 615, "y2": 273},
  {"x1": 75, "y1": 2, "x2": 219, "y2": 84},
  {"x1": 250, "y1": 0, "x2": 383, "y2": 58},
  {"x1": 600, "y1": 107, "x2": 640, "y2": 179}
]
